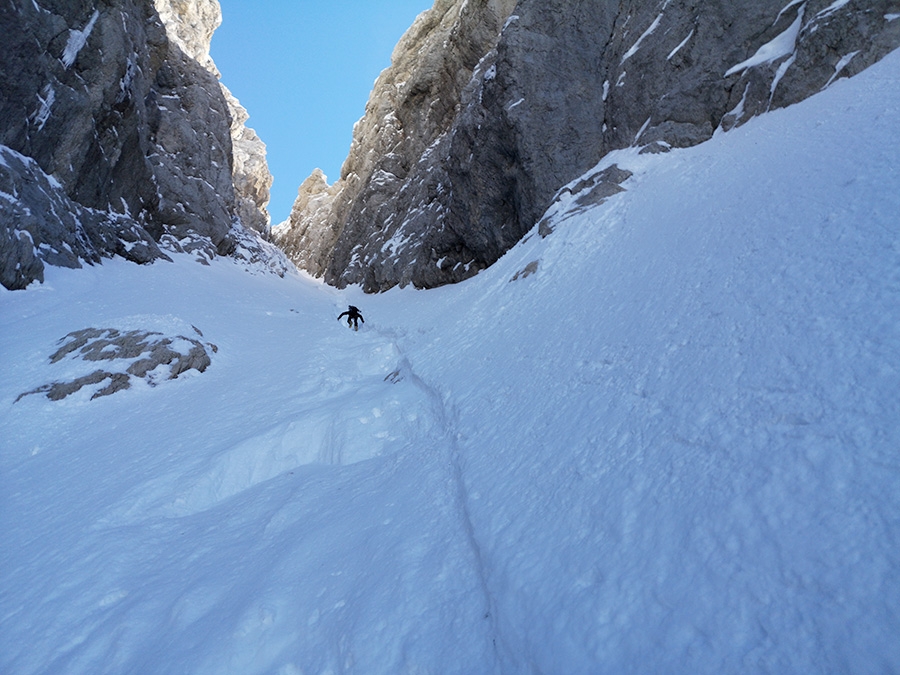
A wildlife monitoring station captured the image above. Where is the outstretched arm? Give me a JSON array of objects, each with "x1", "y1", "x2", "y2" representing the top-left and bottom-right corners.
[{"x1": 337, "y1": 311, "x2": 349, "y2": 320}]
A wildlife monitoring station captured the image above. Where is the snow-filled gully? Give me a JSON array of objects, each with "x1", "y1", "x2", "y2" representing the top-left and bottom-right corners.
[{"x1": 3, "y1": 51, "x2": 899, "y2": 673}]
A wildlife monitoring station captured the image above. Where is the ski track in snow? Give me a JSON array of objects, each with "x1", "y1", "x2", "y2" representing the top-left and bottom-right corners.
[
  {"x1": 1, "y1": 50, "x2": 900, "y2": 675},
  {"x1": 374, "y1": 339, "x2": 506, "y2": 671}
]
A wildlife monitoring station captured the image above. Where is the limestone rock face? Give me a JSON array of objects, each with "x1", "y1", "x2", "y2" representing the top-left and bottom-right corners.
[
  {"x1": 276, "y1": 0, "x2": 900, "y2": 292},
  {"x1": 0, "y1": 0, "x2": 273, "y2": 289},
  {"x1": 223, "y1": 85, "x2": 273, "y2": 234},
  {"x1": 272, "y1": 0, "x2": 518, "y2": 290},
  {"x1": 154, "y1": 0, "x2": 272, "y2": 233},
  {"x1": 0, "y1": 147, "x2": 166, "y2": 290},
  {"x1": 152, "y1": 0, "x2": 222, "y2": 71},
  {"x1": 275, "y1": 169, "x2": 340, "y2": 277}
]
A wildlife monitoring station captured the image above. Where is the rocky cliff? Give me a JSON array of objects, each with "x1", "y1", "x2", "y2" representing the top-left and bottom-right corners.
[
  {"x1": 0, "y1": 0, "x2": 275, "y2": 290},
  {"x1": 154, "y1": 0, "x2": 272, "y2": 234},
  {"x1": 274, "y1": 0, "x2": 517, "y2": 287},
  {"x1": 274, "y1": 0, "x2": 900, "y2": 292}
]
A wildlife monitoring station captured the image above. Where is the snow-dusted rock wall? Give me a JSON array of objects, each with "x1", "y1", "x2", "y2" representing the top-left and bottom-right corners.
[
  {"x1": 154, "y1": 0, "x2": 272, "y2": 233},
  {"x1": 0, "y1": 0, "x2": 272, "y2": 290},
  {"x1": 222, "y1": 85, "x2": 273, "y2": 235},
  {"x1": 276, "y1": 0, "x2": 900, "y2": 292},
  {"x1": 273, "y1": 0, "x2": 518, "y2": 288},
  {"x1": 0, "y1": 146, "x2": 167, "y2": 290}
]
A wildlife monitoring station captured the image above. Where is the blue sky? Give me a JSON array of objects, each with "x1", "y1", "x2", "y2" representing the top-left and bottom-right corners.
[{"x1": 211, "y1": 1, "x2": 433, "y2": 225}]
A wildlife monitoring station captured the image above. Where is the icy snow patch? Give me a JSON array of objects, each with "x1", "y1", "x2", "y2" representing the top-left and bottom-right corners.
[
  {"x1": 770, "y1": 54, "x2": 797, "y2": 97},
  {"x1": 369, "y1": 169, "x2": 398, "y2": 188},
  {"x1": 723, "y1": 83, "x2": 752, "y2": 127},
  {"x1": 667, "y1": 29, "x2": 694, "y2": 60},
  {"x1": 502, "y1": 14, "x2": 519, "y2": 31},
  {"x1": 726, "y1": 4, "x2": 805, "y2": 76},
  {"x1": 816, "y1": 0, "x2": 852, "y2": 20},
  {"x1": 825, "y1": 50, "x2": 860, "y2": 87},
  {"x1": 32, "y1": 84, "x2": 55, "y2": 131},
  {"x1": 634, "y1": 116, "x2": 652, "y2": 145},
  {"x1": 62, "y1": 10, "x2": 99, "y2": 69},
  {"x1": 622, "y1": 13, "x2": 663, "y2": 62},
  {"x1": 381, "y1": 228, "x2": 414, "y2": 256}
]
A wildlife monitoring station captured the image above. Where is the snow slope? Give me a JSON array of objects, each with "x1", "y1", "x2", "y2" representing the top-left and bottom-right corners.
[{"x1": 2, "y1": 50, "x2": 899, "y2": 674}]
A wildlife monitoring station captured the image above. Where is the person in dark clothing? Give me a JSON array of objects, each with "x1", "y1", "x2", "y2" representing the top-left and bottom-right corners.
[{"x1": 338, "y1": 305, "x2": 364, "y2": 330}]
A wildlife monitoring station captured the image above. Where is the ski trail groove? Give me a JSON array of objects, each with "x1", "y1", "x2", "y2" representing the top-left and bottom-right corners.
[{"x1": 388, "y1": 343, "x2": 507, "y2": 673}]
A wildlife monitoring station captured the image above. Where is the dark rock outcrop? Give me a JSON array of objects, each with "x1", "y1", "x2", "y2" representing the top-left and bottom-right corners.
[
  {"x1": 0, "y1": 0, "x2": 274, "y2": 290},
  {"x1": 16, "y1": 326, "x2": 218, "y2": 402},
  {"x1": 275, "y1": 0, "x2": 900, "y2": 292},
  {"x1": 0, "y1": 147, "x2": 166, "y2": 290}
]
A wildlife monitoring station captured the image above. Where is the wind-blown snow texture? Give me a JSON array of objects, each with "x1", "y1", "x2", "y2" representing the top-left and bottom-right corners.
[{"x1": 2, "y1": 50, "x2": 899, "y2": 674}]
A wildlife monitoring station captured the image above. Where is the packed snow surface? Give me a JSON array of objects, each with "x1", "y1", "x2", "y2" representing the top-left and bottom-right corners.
[{"x1": 2, "y1": 50, "x2": 900, "y2": 674}]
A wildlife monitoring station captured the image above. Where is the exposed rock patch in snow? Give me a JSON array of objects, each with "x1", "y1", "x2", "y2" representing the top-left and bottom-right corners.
[
  {"x1": 538, "y1": 164, "x2": 633, "y2": 237},
  {"x1": 16, "y1": 327, "x2": 218, "y2": 402}
]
